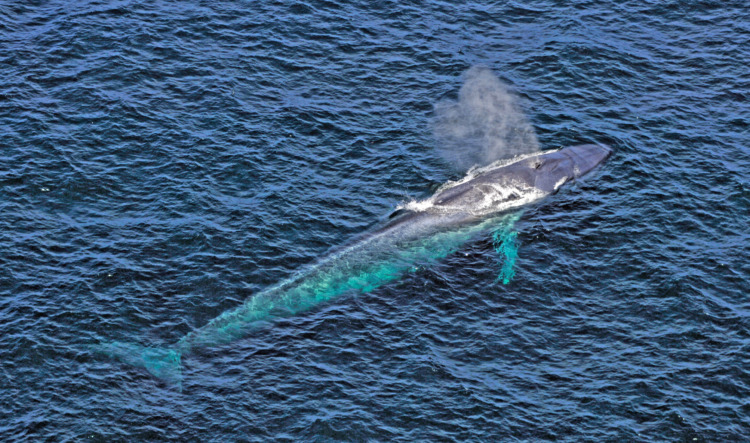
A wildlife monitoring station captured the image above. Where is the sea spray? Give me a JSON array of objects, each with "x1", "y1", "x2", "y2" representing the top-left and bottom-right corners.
[{"x1": 432, "y1": 66, "x2": 540, "y2": 170}]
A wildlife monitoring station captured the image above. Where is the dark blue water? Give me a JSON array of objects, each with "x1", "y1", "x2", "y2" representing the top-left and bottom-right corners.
[{"x1": 2, "y1": 0, "x2": 749, "y2": 440}]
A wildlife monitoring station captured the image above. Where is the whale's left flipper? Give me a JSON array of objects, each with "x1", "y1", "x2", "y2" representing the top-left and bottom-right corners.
[{"x1": 92, "y1": 341, "x2": 183, "y2": 391}]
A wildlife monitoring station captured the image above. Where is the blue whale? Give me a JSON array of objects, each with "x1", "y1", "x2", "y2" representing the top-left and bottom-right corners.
[{"x1": 97, "y1": 144, "x2": 611, "y2": 388}]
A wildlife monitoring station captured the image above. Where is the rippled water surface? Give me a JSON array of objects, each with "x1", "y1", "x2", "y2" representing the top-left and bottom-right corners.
[{"x1": 2, "y1": 0, "x2": 749, "y2": 440}]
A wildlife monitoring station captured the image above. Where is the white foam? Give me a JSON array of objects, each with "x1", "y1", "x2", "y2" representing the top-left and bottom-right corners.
[
  {"x1": 400, "y1": 199, "x2": 435, "y2": 212},
  {"x1": 553, "y1": 177, "x2": 567, "y2": 190},
  {"x1": 398, "y1": 149, "x2": 558, "y2": 216},
  {"x1": 399, "y1": 180, "x2": 546, "y2": 217},
  {"x1": 440, "y1": 150, "x2": 551, "y2": 194}
]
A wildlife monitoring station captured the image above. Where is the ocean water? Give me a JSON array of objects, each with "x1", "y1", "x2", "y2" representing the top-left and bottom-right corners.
[{"x1": 1, "y1": 0, "x2": 749, "y2": 440}]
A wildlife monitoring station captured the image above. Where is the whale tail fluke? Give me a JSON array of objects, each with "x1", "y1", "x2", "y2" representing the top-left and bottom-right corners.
[{"x1": 92, "y1": 341, "x2": 183, "y2": 391}]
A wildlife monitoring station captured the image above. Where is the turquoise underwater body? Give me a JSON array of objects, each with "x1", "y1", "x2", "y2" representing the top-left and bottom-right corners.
[
  {"x1": 95, "y1": 211, "x2": 521, "y2": 388},
  {"x1": 493, "y1": 212, "x2": 521, "y2": 285}
]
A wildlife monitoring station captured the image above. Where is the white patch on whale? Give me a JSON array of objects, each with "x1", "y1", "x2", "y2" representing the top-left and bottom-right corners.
[{"x1": 398, "y1": 150, "x2": 558, "y2": 216}]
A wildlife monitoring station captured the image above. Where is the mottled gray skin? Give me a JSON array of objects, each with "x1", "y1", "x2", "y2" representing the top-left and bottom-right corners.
[
  {"x1": 379, "y1": 144, "x2": 612, "y2": 236},
  {"x1": 434, "y1": 144, "x2": 611, "y2": 207}
]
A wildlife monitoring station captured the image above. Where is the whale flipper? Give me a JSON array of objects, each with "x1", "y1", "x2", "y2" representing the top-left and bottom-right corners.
[{"x1": 492, "y1": 212, "x2": 521, "y2": 285}]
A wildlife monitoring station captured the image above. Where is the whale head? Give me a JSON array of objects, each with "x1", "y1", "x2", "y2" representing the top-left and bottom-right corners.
[
  {"x1": 423, "y1": 143, "x2": 611, "y2": 217},
  {"x1": 530, "y1": 144, "x2": 611, "y2": 193}
]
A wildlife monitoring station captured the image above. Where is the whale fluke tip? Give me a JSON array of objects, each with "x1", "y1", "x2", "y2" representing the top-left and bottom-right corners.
[{"x1": 91, "y1": 341, "x2": 183, "y2": 391}]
